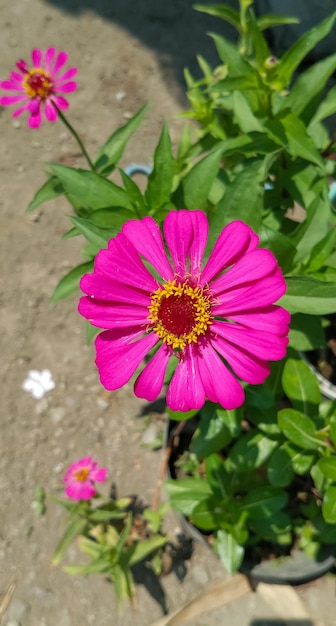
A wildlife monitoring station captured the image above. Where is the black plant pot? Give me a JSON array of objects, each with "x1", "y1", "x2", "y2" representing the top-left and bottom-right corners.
[{"x1": 166, "y1": 418, "x2": 336, "y2": 586}]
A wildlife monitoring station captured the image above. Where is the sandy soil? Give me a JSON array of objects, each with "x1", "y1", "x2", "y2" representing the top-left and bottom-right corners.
[{"x1": 1, "y1": 1, "x2": 335, "y2": 625}]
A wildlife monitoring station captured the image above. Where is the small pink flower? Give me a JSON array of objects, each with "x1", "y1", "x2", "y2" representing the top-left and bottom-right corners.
[
  {"x1": 78, "y1": 210, "x2": 290, "y2": 412},
  {"x1": 63, "y1": 457, "x2": 108, "y2": 501},
  {"x1": 0, "y1": 47, "x2": 77, "y2": 128}
]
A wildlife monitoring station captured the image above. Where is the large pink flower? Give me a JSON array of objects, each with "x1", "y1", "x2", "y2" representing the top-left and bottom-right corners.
[
  {"x1": 63, "y1": 457, "x2": 108, "y2": 501},
  {"x1": 79, "y1": 211, "x2": 290, "y2": 412},
  {"x1": 0, "y1": 47, "x2": 77, "y2": 128}
]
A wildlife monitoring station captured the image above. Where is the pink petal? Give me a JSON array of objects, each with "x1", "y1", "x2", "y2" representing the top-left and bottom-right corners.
[
  {"x1": 54, "y1": 67, "x2": 78, "y2": 83},
  {"x1": 32, "y1": 48, "x2": 42, "y2": 67},
  {"x1": 196, "y1": 341, "x2": 245, "y2": 409},
  {"x1": 0, "y1": 95, "x2": 27, "y2": 105},
  {"x1": 53, "y1": 81, "x2": 77, "y2": 93},
  {"x1": 52, "y1": 51, "x2": 68, "y2": 76},
  {"x1": 89, "y1": 467, "x2": 107, "y2": 482},
  {"x1": 122, "y1": 217, "x2": 174, "y2": 281},
  {"x1": 65, "y1": 481, "x2": 95, "y2": 501},
  {"x1": 80, "y1": 274, "x2": 150, "y2": 306},
  {"x1": 166, "y1": 343, "x2": 206, "y2": 411},
  {"x1": 95, "y1": 330, "x2": 159, "y2": 391},
  {"x1": 210, "y1": 331, "x2": 270, "y2": 384},
  {"x1": 45, "y1": 47, "x2": 56, "y2": 72},
  {"x1": 0, "y1": 80, "x2": 25, "y2": 91},
  {"x1": 78, "y1": 297, "x2": 149, "y2": 329},
  {"x1": 163, "y1": 210, "x2": 208, "y2": 276},
  {"x1": 16, "y1": 60, "x2": 29, "y2": 73},
  {"x1": 214, "y1": 267, "x2": 287, "y2": 315},
  {"x1": 10, "y1": 71, "x2": 24, "y2": 82},
  {"x1": 50, "y1": 95, "x2": 69, "y2": 110},
  {"x1": 201, "y1": 221, "x2": 259, "y2": 284},
  {"x1": 45, "y1": 99, "x2": 58, "y2": 122},
  {"x1": 228, "y1": 306, "x2": 291, "y2": 334},
  {"x1": 210, "y1": 249, "x2": 277, "y2": 296},
  {"x1": 134, "y1": 343, "x2": 171, "y2": 401},
  {"x1": 212, "y1": 321, "x2": 288, "y2": 361},
  {"x1": 97, "y1": 233, "x2": 158, "y2": 293},
  {"x1": 28, "y1": 110, "x2": 42, "y2": 128},
  {"x1": 12, "y1": 102, "x2": 30, "y2": 118}
]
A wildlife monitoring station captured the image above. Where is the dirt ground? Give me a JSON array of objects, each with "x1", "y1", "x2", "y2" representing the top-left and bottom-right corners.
[{"x1": 1, "y1": 1, "x2": 335, "y2": 625}]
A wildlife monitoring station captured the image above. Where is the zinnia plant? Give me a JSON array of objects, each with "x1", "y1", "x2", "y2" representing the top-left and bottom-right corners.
[{"x1": 78, "y1": 210, "x2": 290, "y2": 411}]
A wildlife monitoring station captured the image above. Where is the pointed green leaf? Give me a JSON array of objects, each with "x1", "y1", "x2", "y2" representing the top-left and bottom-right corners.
[
  {"x1": 282, "y1": 357, "x2": 321, "y2": 416},
  {"x1": 241, "y1": 486, "x2": 288, "y2": 519},
  {"x1": 310, "y1": 84, "x2": 336, "y2": 126},
  {"x1": 182, "y1": 147, "x2": 223, "y2": 210},
  {"x1": 317, "y1": 457, "x2": 336, "y2": 481},
  {"x1": 288, "y1": 313, "x2": 325, "y2": 351},
  {"x1": 194, "y1": 4, "x2": 241, "y2": 31},
  {"x1": 278, "y1": 409, "x2": 327, "y2": 450},
  {"x1": 69, "y1": 216, "x2": 111, "y2": 247},
  {"x1": 267, "y1": 444, "x2": 295, "y2": 487},
  {"x1": 214, "y1": 529, "x2": 244, "y2": 574},
  {"x1": 26, "y1": 175, "x2": 64, "y2": 212},
  {"x1": 276, "y1": 12, "x2": 336, "y2": 87},
  {"x1": 128, "y1": 535, "x2": 167, "y2": 566},
  {"x1": 51, "y1": 516, "x2": 88, "y2": 565},
  {"x1": 256, "y1": 15, "x2": 299, "y2": 31},
  {"x1": 145, "y1": 123, "x2": 175, "y2": 213},
  {"x1": 280, "y1": 276, "x2": 336, "y2": 315},
  {"x1": 50, "y1": 261, "x2": 94, "y2": 302},
  {"x1": 210, "y1": 33, "x2": 257, "y2": 78},
  {"x1": 232, "y1": 91, "x2": 265, "y2": 132},
  {"x1": 226, "y1": 431, "x2": 278, "y2": 472},
  {"x1": 164, "y1": 478, "x2": 212, "y2": 516},
  {"x1": 94, "y1": 102, "x2": 149, "y2": 175},
  {"x1": 322, "y1": 485, "x2": 336, "y2": 523},
  {"x1": 47, "y1": 164, "x2": 133, "y2": 211}
]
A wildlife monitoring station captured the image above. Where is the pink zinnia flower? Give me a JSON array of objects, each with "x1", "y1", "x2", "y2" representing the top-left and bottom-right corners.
[
  {"x1": 78, "y1": 210, "x2": 290, "y2": 412},
  {"x1": 63, "y1": 457, "x2": 108, "y2": 501},
  {"x1": 0, "y1": 47, "x2": 77, "y2": 128}
]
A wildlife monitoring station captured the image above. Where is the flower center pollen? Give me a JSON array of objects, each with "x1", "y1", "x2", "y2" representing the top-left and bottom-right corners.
[
  {"x1": 74, "y1": 468, "x2": 90, "y2": 482},
  {"x1": 23, "y1": 68, "x2": 53, "y2": 99},
  {"x1": 148, "y1": 279, "x2": 213, "y2": 350}
]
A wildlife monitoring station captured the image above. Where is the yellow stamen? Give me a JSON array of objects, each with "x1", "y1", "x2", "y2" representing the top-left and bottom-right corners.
[
  {"x1": 148, "y1": 279, "x2": 213, "y2": 350},
  {"x1": 74, "y1": 468, "x2": 90, "y2": 482},
  {"x1": 23, "y1": 68, "x2": 53, "y2": 99}
]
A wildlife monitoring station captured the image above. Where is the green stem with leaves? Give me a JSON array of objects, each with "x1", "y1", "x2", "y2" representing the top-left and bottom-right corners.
[{"x1": 57, "y1": 108, "x2": 95, "y2": 171}]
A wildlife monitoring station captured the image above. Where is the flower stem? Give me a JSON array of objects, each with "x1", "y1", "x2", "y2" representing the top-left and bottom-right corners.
[{"x1": 56, "y1": 108, "x2": 95, "y2": 171}]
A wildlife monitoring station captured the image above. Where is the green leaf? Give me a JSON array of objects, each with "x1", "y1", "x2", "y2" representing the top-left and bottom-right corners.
[
  {"x1": 258, "y1": 224, "x2": 296, "y2": 273},
  {"x1": 207, "y1": 158, "x2": 265, "y2": 249},
  {"x1": 290, "y1": 195, "x2": 331, "y2": 264},
  {"x1": 249, "y1": 512, "x2": 292, "y2": 545},
  {"x1": 210, "y1": 33, "x2": 258, "y2": 78},
  {"x1": 322, "y1": 485, "x2": 336, "y2": 523},
  {"x1": 64, "y1": 558, "x2": 110, "y2": 576},
  {"x1": 205, "y1": 453, "x2": 231, "y2": 499},
  {"x1": 50, "y1": 261, "x2": 93, "y2": 302},
  {"x1": 145, "y1": 123, "x2": 175, "y2": 213},
  {"x1": 119, "y1": 170, "x2": 147, "y2": 216},
  {"x1": 266, "y1": 113, "x2": 323, "y2": 167},
  {"x1": 256, "y1": 15, "x2": 300, "y2": 31},
  {"x1": 288, "y1": 313, "x2": 325, "y2": 351},
  {"x1": 278, "y1": 409, "x2": 326, "y2": 450},
  {"x1": 214, "y1": 529, "x2": 244, "y2": 574},
  {"x1": 128, "y1": 535, "x2": 167, "y2": 566},
  {"x1": 276, "y1": 12, "x2": 336, "y2": 87},
  {"x1": 47, "y1": 164, "x2": 133, "y2": 212},
  {"x1": 282, "y1": 54, "x2": 336, "y2": 121},
  {"x1": 280, "y1": 277, "x2": 336, "y2": 315},
  {"x1": 281, "y1": 357, "x2": 321, "y2": 416},
  {"x1": 26, "y1": 175, "x2": 64, "y2": 212},
  {"x1": 267, "y1": 444, "x2": 295, "y2": 487},
  {"x1": 241, "y1": 486, "x2": 288, "y2": 519},
  {"x1": 310, "y1": 84, "x2": 336, "y2": 126},
  {"x1": 306, "y1": 227, "x2": 336, "y2": 274},
  {"x1": 194, "y1": 4, "x2": 241, "y2": 32},
  {"x1": 51, "y1": 516, "x2": 88, "y2": 565},
  {"x1": 317, "y1": 457, "x2": 336, "y2": 481},
  {"x1": 81, "y1": 207, "x2": 134, "y2": 231},
  {"x1": 190, "y1": 406, "x2": 233, "y2": 459},
  {"x1": 182, "y1": 147, "x2": 223, "y2": 211},
  {"x1": 232, "y1": 91, "x2": 265, "y2": 133},
  {"x1": 69, "y1": 216, "x2": 112, "y2": 247},
  {"x1": 164, "y1": 478, "x2": 213, "y2": 516},
  {"x1": 94, "y1": 102, "x2": 149, "y2": 175},
  {"x1": 226, "y1": 431, "x2": 278, "y2": 473}
]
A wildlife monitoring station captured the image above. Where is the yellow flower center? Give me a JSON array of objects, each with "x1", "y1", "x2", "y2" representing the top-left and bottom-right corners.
[
  {"x1": 74, "y1": 468, "x2": 90, "y2": 482},
  {"x1": 148, "y1": 279, "x2": 213, "y2": 350},
  {"x1": 23, "y1": 68, "x2": 53, "y2": 99}
]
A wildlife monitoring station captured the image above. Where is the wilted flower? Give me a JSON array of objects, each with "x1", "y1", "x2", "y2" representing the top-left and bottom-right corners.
[
  {"x1": 79, "y1": 210, "x2": 290, "y2": 412},
  {"x1": 22, "y1": 369, "x2": 55, "y2": 399},
  {"x1": 63, "y1": 457, "x2": 108, "y2": 501},
  {"x1": 0, "y1": 47, "x2": 77, "y2": 128}
]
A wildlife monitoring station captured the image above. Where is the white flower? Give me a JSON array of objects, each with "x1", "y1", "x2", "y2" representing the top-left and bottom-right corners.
[{"x1": 22, "y1": 369, "x2": 55, "y2": 399}]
